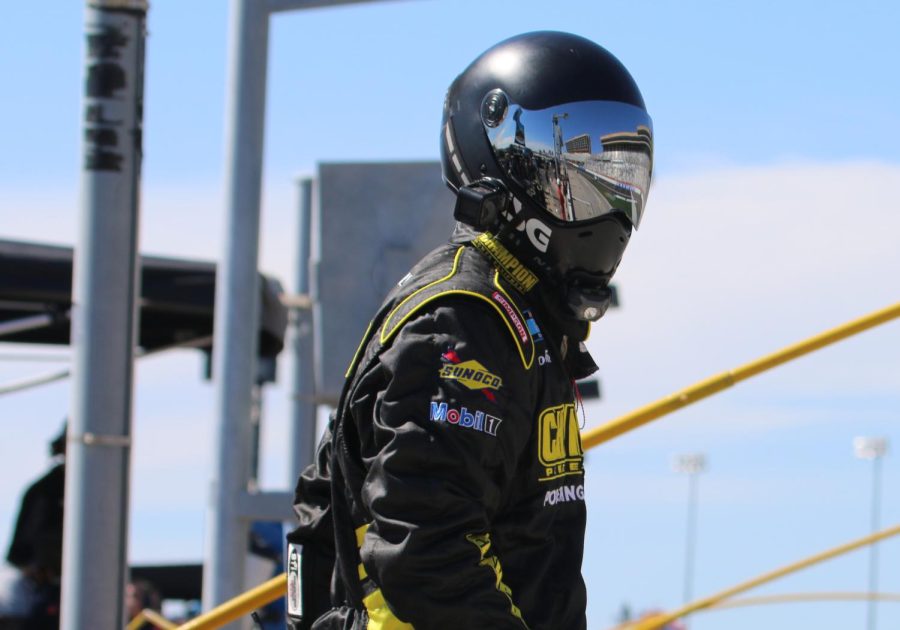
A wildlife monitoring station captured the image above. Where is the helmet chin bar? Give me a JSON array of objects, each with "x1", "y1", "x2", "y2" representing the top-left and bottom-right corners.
[
  {"x1": 454, "y1": 178, "x2": 627, "y2": 324},
  {"x1": 553, "y1": 214, "x2": 631, "y2": 321},
  {"x1": 565, "y1": 282, "x2": 613, "y2": 321}
]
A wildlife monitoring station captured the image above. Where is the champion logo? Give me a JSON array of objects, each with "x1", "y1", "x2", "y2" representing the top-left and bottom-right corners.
[{"x1": 472, "y1": 233, "x2": 538, "y2": 293}]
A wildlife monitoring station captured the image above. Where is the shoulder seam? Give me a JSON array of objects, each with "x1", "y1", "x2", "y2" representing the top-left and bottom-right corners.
[{"x1": 380, "y1": 247, "x2": 535, "y2": 369}]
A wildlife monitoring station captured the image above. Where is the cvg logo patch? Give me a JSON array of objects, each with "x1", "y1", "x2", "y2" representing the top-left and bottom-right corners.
[
  {"x1": 439, "y1": 359, "x2": 503, "y2": 391},
  {"x1": 537, "y1": 403, "x2": 584, "y2": 480}
]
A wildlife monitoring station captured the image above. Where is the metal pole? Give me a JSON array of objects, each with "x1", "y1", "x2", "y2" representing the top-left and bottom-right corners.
[
  {"x1": 0, "y1": 313, "x2": 59, "y2": 338},
  {"x1": 267, "y1": 0, "x2": 412, "y2": 14},
  {"x1": 203, "y1": 0, "x2": 270, "y2": 615},
  {"x1": 867, "y1": 455, "x2": 883, "y2": 630},
  {"x1": 289, "y1": 177, "x2": 317, "y2": 484},
  {"x1": 683, "y1": 471, "x2": 699, "y2": 608},
  {"x1": 673, "y1": 453, "x2": 705, "y2": 629},
  {"x1": 854, "y1": 436, "x2": 887, "y2": 630},
  {"x1": 63, "y1": 2, "x2": 147, "y2": 629},
  {"x1": 249, "y1": 383, "x2": 263, "y2": 490}
]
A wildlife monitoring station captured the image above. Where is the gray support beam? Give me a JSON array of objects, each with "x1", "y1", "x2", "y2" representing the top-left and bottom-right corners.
[
  {"x1": 267, "y1": 0, "x2": 401, "y2": 14},
  {"x1": 236, "y1": 490, "x2": 296, "y2": 521},
  {"x1": 0, "y1": 313, "x2": 58, "y2": 338},
  {"x1": 203, "y1": 0, "x2": 270, "y2": 615},
  {"x1": 63, "y1": 2, "x2": 147, "y2": 629},
  {"x1": 289, "y1": 177, "x2": 317, "y2": 485}
]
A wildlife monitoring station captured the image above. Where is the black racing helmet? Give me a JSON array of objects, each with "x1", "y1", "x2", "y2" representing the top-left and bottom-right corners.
[{"x1": 441, "y1": 31, "x2": 653, "y2": 321}]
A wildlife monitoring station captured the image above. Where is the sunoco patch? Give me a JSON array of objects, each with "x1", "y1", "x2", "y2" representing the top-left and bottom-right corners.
[{"x1": 439, "y1": 359, "x2": 503, "y2": 391}]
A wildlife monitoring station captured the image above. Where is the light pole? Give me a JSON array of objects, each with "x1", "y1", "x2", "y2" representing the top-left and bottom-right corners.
[
  {"x1": 853, "y1": 436, "x2": 888, "y2": 630},
  {"x1": 673, "y1": 453, "x2": 706, "y2": 621}
]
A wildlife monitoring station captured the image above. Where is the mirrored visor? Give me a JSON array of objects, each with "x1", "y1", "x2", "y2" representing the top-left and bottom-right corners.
[{"x1": 482, "y1": 94, "x2": 653, "y2": 228}]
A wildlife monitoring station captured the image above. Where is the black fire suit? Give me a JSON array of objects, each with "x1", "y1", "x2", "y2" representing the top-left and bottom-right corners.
[{"x1": 288, "y1": 229, "x2": 598, "y2": 630}]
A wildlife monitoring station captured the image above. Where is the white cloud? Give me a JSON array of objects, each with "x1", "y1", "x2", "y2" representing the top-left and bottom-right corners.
[
  {"x1": 578, "y1": 162, "x2": 900, "y2": 629},
  {"x1": 585, "y1": 160, "x2": 900, "y2": 439}
]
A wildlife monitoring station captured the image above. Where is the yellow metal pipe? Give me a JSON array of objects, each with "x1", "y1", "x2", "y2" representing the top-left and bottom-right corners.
[
  {"x1": 582, "y1": 301, "x2": 900, "y2": 450},
  {"x1": 126, "y1": 608, "x2": 178, "y2": 630},
  {"x1": 608, "y1": 592, "x2": 900, "y2": 630},
  {"x1": 709, "y1": 591, "x2": 900, "y2": 610},
  {"x1": 628, "y1": 522, "x2": 900, "y2": 630},
  {"x1": 177, "y1": 573, "x2": 287, "y2": 630}
]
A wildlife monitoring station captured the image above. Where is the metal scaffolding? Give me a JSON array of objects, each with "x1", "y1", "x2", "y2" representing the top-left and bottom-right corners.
[
  {"x1": 204, "y1": 0, "x2": 413, "y2": 618},
  {"x1": 65, "y1": 2, "x2": 148, "y2": 628}
]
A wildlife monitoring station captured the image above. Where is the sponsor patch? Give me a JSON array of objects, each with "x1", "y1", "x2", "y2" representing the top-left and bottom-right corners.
[
  {"x1": 441, "y1": 348, "x2": 499, "y2": 402},
  {"x1": 491, "y1": 291, "x2": 528, "y2": 343},
  {"x1": 473, "y1": 233, "x2": 538, "y2": 293},
  {"x1": 439, "y1": 359, "x2": 502, "y2": 391},
  {"x1": 537, "y1": 403, "x2": 584, "y2": 480},
  {"x1": 523, "y1": 309, "x2": 543, "y2": 341},
  {"x1": 543, "y1": 484, "x2": 585, "y2": 507},
  {"x1": 429, "y1": 402, "x2": 503, "y2": 437},
  {"x1": 286, "y1": 543, "x2": 303, "y2": 618}
]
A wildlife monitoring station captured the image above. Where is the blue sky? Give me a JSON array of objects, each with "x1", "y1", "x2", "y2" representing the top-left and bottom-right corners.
[{"x1": 2, "y1": 2, "x2": 900, "y2": 629}]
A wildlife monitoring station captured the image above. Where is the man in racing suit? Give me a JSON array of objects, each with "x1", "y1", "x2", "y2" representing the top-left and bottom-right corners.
[{"x1": 287, "y1": 31, "x2": 654, "y2": 630}]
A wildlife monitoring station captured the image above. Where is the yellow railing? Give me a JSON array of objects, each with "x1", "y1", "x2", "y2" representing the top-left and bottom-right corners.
[
  {"x1": 609, "y1": 592, "x2": 900, "y2": 629},
  {"x1": 709, "y1": 591, "x2": 900, "y2": 609},
  {"x1": 176, "y1": 573, "x2": 287, "y2": 629},
  {"x1": 625, "y1": 523, "x2": 900, "y2": 630},
  {"x1": 582, "y1": 301, "x2": 900, "y2": 449},
  {"x1": 182, "y1": 301, "x2": 900, "y2": 628},
  {"x1": 126, "y1": 608, "x2": 178, "y2": 630}
]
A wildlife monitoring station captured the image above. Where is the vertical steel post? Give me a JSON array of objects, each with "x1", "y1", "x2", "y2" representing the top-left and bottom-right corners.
[
  {"x1": 866, "y1": 455, "x2": 883, "y2": 630},
  {"x1": 683, "y1": 471, "x2": 699, "y2": 609},
  {"x1": 203, "y1": 0, "x2": 270, "y2": 615},
  {"x1": 64, "y1": 2, "x2": 147, "y2": 629},
  {"x1": 289, "y1": 177, "x2": 317, "y2": 485},
  {"x1": 854, "y1": 436, "x2": 888, "y2": 630},
  {"x1": 673, "y1": 453, "x2": 705, "y2": 629}
]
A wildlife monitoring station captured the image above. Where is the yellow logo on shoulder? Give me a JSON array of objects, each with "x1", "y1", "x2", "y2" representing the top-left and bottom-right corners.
[{"x1": 439, "y1": 360, "x2": 503, "y2": 391}]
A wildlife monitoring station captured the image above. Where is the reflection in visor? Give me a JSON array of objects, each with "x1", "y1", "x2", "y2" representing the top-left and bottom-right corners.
[{"x1": 482, "y1": 96, "x2": 653, "y2": 228}]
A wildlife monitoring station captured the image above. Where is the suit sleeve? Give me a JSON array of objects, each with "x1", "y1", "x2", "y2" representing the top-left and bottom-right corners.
[
  {"x1": 287, "y1": 416, "x2": 339, "y2": 628},
  {"x1": 348, "y1": 299, "x2": 535, "y2": 630}
]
